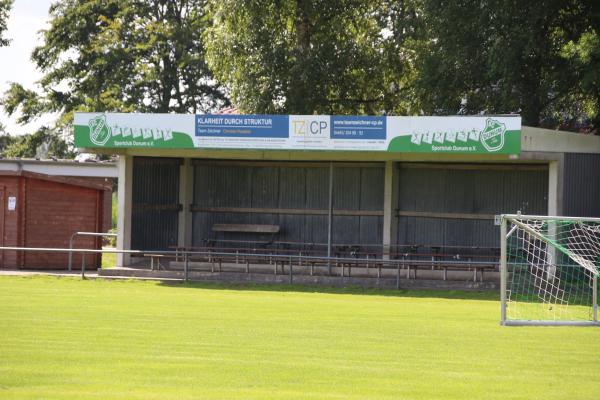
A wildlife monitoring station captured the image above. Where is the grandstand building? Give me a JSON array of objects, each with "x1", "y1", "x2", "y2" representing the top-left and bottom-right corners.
[{"x1": 74, "y1": 113, "x2": 600, "y2": 284}]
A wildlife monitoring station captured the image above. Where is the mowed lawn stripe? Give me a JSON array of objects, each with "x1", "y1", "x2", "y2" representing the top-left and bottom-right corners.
[{"x1": 0, "y1": 276, "x2": 599, "y2": 399}]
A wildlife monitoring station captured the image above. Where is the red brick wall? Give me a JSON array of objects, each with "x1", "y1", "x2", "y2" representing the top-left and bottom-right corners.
[
  {"x1": 23, "y1": 178, "x2": 102, "y2": 269},
  {"x1": 64, "y1": 177, "x2": 113, "y2": 233},
  {"x1": 0, "y1": 176, "x2": 109, "y2": 269}
]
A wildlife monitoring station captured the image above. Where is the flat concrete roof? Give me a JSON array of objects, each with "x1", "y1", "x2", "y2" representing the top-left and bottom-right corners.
[
  {"x1": 0, "y1": 159, "x2": 118, "y2": 178},
  {"x1": 521, "y1": 127, "x2": 600, "y2": 154}
]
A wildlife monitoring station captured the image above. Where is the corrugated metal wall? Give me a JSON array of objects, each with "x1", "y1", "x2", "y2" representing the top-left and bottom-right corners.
[
  {"x1": 131, "y1": 157, "x2": 181, "y2": 250},
  {"x1": 563, "y1": 153, "x2": 600, "y2": 217},
  {"x1": 191, "y1": 161, "x2": 384, "y2": 250},
  {"x1": 129, "y1": 157, "x2": 559, "y2": 253},
  {"x1": 397, "y1": 163, "x2": 548, "y2": 248},
  {"x1": 332, "y1": 167, "x2": 383, "y2": 248}
]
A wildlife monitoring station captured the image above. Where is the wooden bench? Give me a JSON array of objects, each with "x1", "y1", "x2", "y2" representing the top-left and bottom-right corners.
[
  {"x1": 211, "y1": 224, "x2": 280, "y2": 246},
  {"x1": 212, "y1": 224, "x2": 280, "y2": 234}
]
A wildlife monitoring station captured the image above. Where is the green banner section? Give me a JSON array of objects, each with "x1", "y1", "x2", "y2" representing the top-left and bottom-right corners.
[
  {"x1": 74, "y1": 125, "x2": 194, "y2": 149},
  {"x1": 74, "y1": 113, "x2": 521, "y2": 154},
  {"x1": 387, "y1": 130, "x2": 521, "y2": 154}
]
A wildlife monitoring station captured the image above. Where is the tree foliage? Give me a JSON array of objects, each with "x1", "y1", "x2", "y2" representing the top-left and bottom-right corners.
[
  {"x1": 204, "y1": 0, "x2": 421, "y2": 115},
  {"x1": 413, "y1": 0, "x2": 600, "y2": 128},
  {"x1": 204, "y1": 0, "x2": 600, "y2": 130},
  {"x1": 1, "y1": 127, "x2": 73, "y2": 159},
  {"x1": 2, "y1": 0, "x2": 600, "y2": 133},
  {"x1": 0, "y1": 0, "x2": 12, "y2": 47},
  {"x1": 0, "y1": 123, "x2": 17, "y2": 154},
  {"x1": 2, "y1": 0, "x2": 228, "y2": 129}
]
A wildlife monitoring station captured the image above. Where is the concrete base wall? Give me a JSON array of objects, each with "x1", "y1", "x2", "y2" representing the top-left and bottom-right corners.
[
  {"x1": 99, "y1": 268, "x2": 497, "y2": 290},
  {"x1": 100, "y1": 260, "x2": 499, "y2": 290},
  {"x1": 168, "y1": 261, "x2": 499, "y2": 283}
]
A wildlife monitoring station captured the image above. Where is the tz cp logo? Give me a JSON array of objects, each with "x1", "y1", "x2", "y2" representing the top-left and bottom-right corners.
[{"x1": 292, "y1": 118, "x2": 329, "y2": 136}]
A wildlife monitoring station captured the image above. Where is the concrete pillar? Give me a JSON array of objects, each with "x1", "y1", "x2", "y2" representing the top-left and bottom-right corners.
[
  {"x1": 382, "y1": 161, "x2": 398, "y2": 259},
  {"x1": 178, "y1": 158, "x2": 193, "y2": 248},
  {"x1": 116, "y1": 155, "x2": 133, "y2": 267},
  {"x1": 548, "y1": 159, "x2": 563, "y2": 216},
  {"x1": 547, "y1": 160, "x2": 561, "y2": 277}
]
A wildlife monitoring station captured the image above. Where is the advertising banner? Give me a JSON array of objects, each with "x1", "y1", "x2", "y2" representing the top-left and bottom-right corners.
[{"x1": 74, "y1": 113, "x2": 521, "y2": 154}]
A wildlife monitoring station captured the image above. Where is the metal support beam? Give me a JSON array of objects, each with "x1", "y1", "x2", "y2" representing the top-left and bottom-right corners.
[
  {"x1": 382, "y1": 161, "x2": 397, "y2": 260},
  {"x1": 327, "y1": 162, "x2": 333, "y2": 275},
  {"x1": 184, "y1": 253, "x2": 189, "y2": 282},
  {"x1": 178, "y1": 158, "x2": 193, "y2": 249}
]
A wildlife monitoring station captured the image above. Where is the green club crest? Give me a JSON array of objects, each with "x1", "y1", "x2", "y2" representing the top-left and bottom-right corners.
[
  {"x1": 479, "y1": 118, "x2": 506, "y2": 152},
  {"x1": 88, "y1": 115, "x2": 111, "y2": 146}
]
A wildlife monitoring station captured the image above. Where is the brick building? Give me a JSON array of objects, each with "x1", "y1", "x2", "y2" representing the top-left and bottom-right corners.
[{"x1": 0, "y1": 160, "x2": 116, "y2": 269}]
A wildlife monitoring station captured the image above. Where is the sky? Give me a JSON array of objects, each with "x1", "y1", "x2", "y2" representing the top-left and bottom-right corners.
[{"x1": 0, "y1": 0, "x2": 54, "y2": 135}]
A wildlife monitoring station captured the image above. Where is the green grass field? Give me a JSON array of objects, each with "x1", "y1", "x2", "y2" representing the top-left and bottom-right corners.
[
  {"x1": 100, "y1": 250, "x2": 116, "y2": 269},
  {"x1": 1, "y1": 276, "x2": 599, "y2": 399}
]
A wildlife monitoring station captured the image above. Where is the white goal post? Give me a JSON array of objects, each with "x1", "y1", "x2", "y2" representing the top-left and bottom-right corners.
[{"x1": 500, "y1": 214, "x2": 600, "y2": 326}]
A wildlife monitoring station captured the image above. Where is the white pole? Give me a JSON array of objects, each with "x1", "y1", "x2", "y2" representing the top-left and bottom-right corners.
[
  {"x1": 502, "y1": 214, "x2": 600, "y2": 223},
  {"x1": 593, "y1": 274, "x2": 598, "y2": 323},
  {"x1": 500, "y1": 217, "x2": 507, "y2": 325}
]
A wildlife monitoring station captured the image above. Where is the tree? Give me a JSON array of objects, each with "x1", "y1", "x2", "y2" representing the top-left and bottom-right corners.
[
  {"x1": 0, "y1": 122, "x2": 17, "y2": 154},
  {"x1": 5, "y1": 0, "x2": 598, "y2": 134},
  {"x1": 203, "y1": 0, "x2": 420, "y2": 115},
  {"x1": 412, "y1": 0, "x2": 599, "y2": 129},
  {"x1": 553, "y1": 30, "x2": 600, "y2": 134},
  {"x1": 2, "y1": 126, "x2": 73, "y2": 159},
  {"x1": 2, "y1": 0, "x2": 228, "y2": 130},
  {"x1": 0, "y1": 0, "x2": 12, "y2": 47}
]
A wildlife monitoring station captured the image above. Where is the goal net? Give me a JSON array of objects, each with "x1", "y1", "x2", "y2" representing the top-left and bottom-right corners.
[{"x1": 500, "y1": 215, "x2": 600, "y2": 326}]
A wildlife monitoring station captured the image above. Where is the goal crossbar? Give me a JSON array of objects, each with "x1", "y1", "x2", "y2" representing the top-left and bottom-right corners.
[
  {"x1": 508, "y1": 218, "x2": 599, "y2": 276},
  {"x1": 503, "y1": 214, "x2": 600, "y2": 223}
]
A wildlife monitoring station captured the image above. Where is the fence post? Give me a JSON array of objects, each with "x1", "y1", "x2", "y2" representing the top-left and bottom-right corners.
[
  {"x1": 69, "y1": 232, "x2": 117, "y2": 272},
  {"x1": 81, "y1": 252, "x2": 86, "y2": 279},
  {"x1": 68, "y1": 233, "x2": 75, "y2": 272},
  {"x1": 289, "y1": 255, "x2": 293, "y2": 285},
  {"x1": 184, "y1": 252, "x2": 189, "y2": 283},
  {"x1": 396, "y1": 261, "x2": 400, "y2": 289}
]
